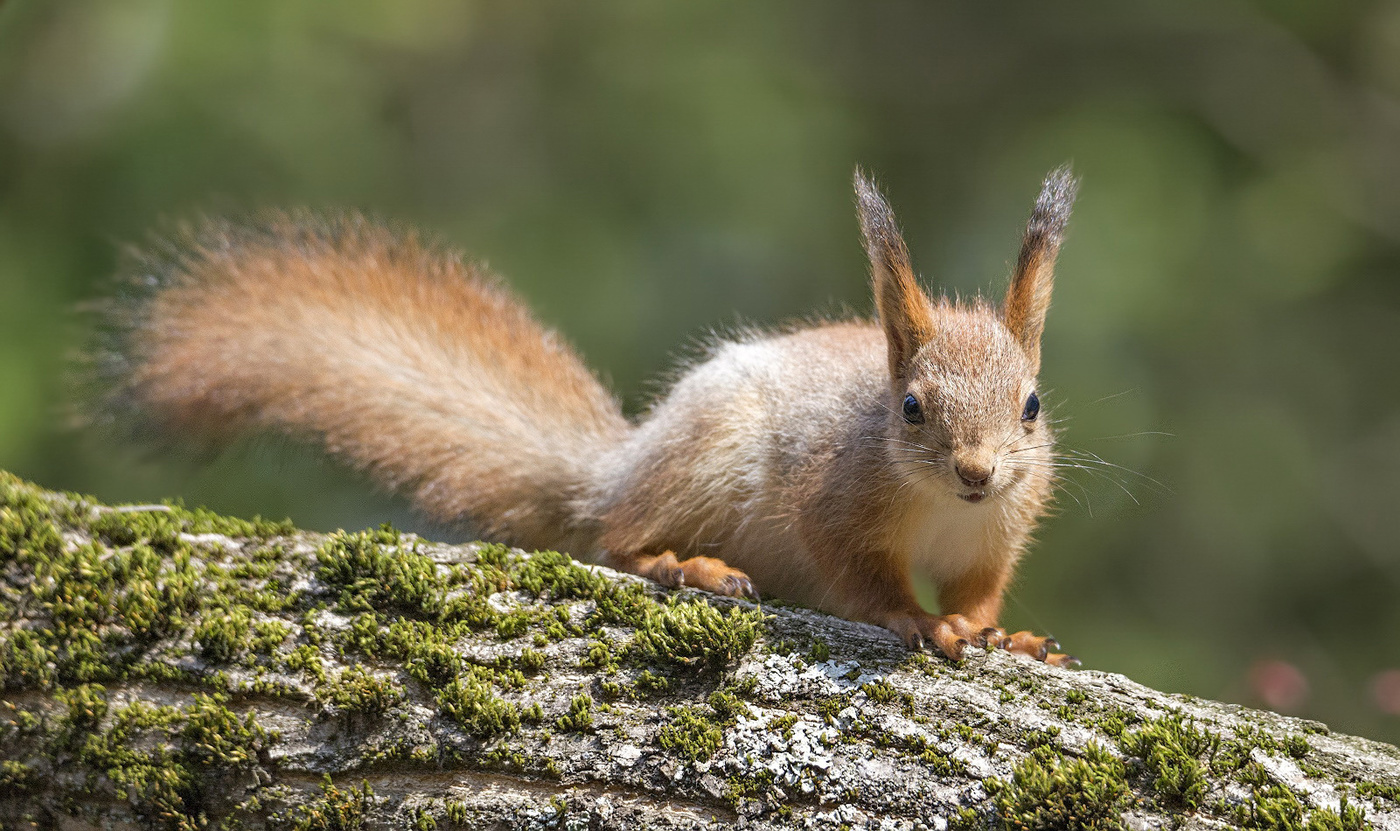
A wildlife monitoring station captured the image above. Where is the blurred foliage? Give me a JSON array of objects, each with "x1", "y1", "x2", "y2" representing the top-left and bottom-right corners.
[{"x1": 2, "y1": 0, "x2": 1398, "y2": 744}]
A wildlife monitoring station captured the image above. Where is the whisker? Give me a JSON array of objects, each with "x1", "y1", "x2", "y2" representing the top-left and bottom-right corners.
[
  {"x1": 1044, "y1": 460, "x2": 1143, "y2": 505},
  {"x1": 862, "y1": 435, "x2": 946, "y2": 454},
  {"x1": 1058, "y1": 448, "x2": 1171, "y2": 493},
  {"x1": 1007, "y1": 442, "x2": 1056, "y2": 454},
  {"x1": 1089, "y1": 388, "x2": 1138, "y2": 405},
  {"x1": 1014, "y1": 468, "x2": 1090, "y2": 514}
]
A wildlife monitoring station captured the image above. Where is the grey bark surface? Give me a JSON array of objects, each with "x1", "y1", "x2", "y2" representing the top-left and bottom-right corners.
[{"x1": 1, "y1": 475, "x2": 1398, "y2": 831}]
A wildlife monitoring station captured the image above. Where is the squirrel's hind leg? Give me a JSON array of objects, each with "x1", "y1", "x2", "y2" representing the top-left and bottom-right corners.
[{"x1": 602, "y1": 550, "x2": 759, "y2": 600}]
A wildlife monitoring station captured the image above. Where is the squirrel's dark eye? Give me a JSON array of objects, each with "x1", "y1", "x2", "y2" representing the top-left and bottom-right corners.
[
  {"x1": 902, "y1": 393, "x2": 924, "y2": 424},
  {"x1": 1021, "y1": 391, "x2": 1040, "y2": 422}
]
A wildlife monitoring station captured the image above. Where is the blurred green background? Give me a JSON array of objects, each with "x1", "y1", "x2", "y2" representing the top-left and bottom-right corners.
[{"x1": 2, "y1": 1, "x2": 1399, "y2": 744}]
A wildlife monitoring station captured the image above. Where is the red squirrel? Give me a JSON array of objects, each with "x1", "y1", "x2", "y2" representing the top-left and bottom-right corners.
[{"x1": 93, "y1": 168, "x2": 1079, "y2": 666}]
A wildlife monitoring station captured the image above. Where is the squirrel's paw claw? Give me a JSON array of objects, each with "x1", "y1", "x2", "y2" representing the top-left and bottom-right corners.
[
  {"x1": 648, "y1": 551, "x2": 686, "y2": 588},
  {"x1": 885, "y1": 613, "x2": 985, "y2": 661},
  {"x1": 619, "y1": 550, "x2": 756, "y2": 598},
  {"x1": 666, "y1": 553, "x2": 758, "y2": 600},
  {"x1": 731, "y1": 577, "x2": 760, "y2": 601},
  {"x1": 1003, "y1": 630, "x2": 1076, "y2": 667},
  {"x1": 978, "y1": 626, "x2": 1007, "y2": 649},
  {"x1": 720, "y1": 574, "x2": 758, "y2": 600},
  {"x1": 886, "y1": 614, "x2": 1075, "y2": 666}
]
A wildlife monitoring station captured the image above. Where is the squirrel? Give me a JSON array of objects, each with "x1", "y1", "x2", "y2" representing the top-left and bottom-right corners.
[{"x1": 91, "y1": 167, "x2": 1079, "y2": 667}]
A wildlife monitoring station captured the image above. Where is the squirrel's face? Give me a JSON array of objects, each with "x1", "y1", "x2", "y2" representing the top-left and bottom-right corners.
[
  {"x1": 890, "y1": 306, "x2": 1052, "y2": 505},
  {"x1": 854, "y1": 166, "x2": 1075, "y2": 507}
]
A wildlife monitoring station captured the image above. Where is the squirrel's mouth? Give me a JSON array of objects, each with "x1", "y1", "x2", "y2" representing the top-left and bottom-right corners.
[{"x1": 959, "y1": 491, "x2": 987, "y2": 503}]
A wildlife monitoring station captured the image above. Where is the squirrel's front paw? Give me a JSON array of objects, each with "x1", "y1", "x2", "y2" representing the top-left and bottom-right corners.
[
  {"x1": 885, "y1": 613, "x2": 1078, "y2": 666},
  {"x1": 1002, "y1": 630, "x2": 1080, "y2": 667},
  {"x1": 884, "y1": 612, "x2": 992, "y2": 660}
]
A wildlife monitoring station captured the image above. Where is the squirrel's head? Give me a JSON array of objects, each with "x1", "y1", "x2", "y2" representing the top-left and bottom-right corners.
[{"x1": 855, "y1": 167, "x2": 1077, "y2": 505}]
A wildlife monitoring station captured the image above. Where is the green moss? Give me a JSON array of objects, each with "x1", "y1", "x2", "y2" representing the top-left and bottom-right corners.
[
  {"x1": 768, "y1": 713, "x2": 799, "y2": 739},
  {"x1": 8, "y1": 537, "x2": 204, "y2": 685},
  {"x1": 27, "y1": 686, "x2": 275, "y2": 829},
  {"x1": 316, "y1": 526, "x2": 444, "y2": 617},
  {"x1": 1024, "y1": 727, "x2": 1061, "y2": 750},
  {"x1": 0, "y1": 757, "x2": 33, "y2": 793},
  {"x1": 250, "y1": 619, "x2": 292, "y2": 655},
  {"x1": 951, "y1": 806, "x2": 983, "y2": 830},
  {"x1": 284, "y1": 644, "x2": 328, "y2": 683},
  {"x1": 410, "y1": 807, "x2": 439, "y2": 831},
  {"x1": 316, "y1": 666, "x2": 403, "y2": 715},
  {"x1": 284, "y1": 776, "x2": 375, "y2": 831},
  {"x1": 0, "y1": 473, "x2": 69, "y2": 566},
  {"x1": 1098, "y1": 708, "x2": 1138, "y2": 740},
  {"x1": 1232, "y1": 784, "x2": 1368, "y2": 830},
  {"x1": 860, "y1": 678, "x2": 898, "y2": 704},
  {"x1": 816, "y1": 694, "x2": 851, "y2": 725},
  {"x1": 103, "y1": 501, "x2": 295, "y2": 543},
  {"x1": 195, "y1": 607, "x2": 255, "y2": 664},
  {"x1": 658, "y1": 706, "x2": 724, "y2": 762},
  {"x1": 706, "y1": 688, "x2": 751, "y2": 722},
  {"x1": 1284, "y1": 734, "x2": 1312, "y2": 759},
  {"x1": 443, "y1": 800, "x2": 471, "y2": 825},
  {"x1": 435, "y1": 668, "x2": 520, "y2": 736},
  {"x1": 379, "y1": 620, "x2": 462, "y2": 686},
  {"x1": 985, "y1": 743, "x2": 1132, "y2": 831},
  {"x1": 1233, "y1": 724, "x2": 1284, "y2": 755},
  {"x1": 555, "y1": 694, "x2": 594, "y2": 733},
  {"x1": 902, "y1": 733, "x2": 968, "y2": 776},
  {"x1": 580, "y1": 637, "x2": 619, "y2": 672},
  {"x1": 655, "y1": 686, "x2": 757, "y2": 763},
  {"x1": 724, "y1": 769, "x2": 777, "y2": 808},
  {"x1": 0, "y1": 629, "x2": 57, "y2": 688},
  {"x1": 1106, "y1": 713, "x2": 1368, "y2": 830},
  {"x1": 512, "y1": 548, "x2": 602, "y2": 599},
  {"x1": 491, "y1": 608, "x2": 534, "y2": 639},
  {"x1": 517, "y1": 647, "x2": 546, "y2": 673},
  {"x1": 1357, "y1": 781, "x2": 1400, "y2": 803},
  {"x1": 1120, "y1": 714, "x2": 1216, "y2": 810},
  {"x1": 631, "y1": 596, "x2": 763, "y2": 670},
  {"x1": 180, "y1": 693, "x2": 274, "y2": 767},
  {"x1": 0, "y1": 474, "x2": 312, "y2": 701}
]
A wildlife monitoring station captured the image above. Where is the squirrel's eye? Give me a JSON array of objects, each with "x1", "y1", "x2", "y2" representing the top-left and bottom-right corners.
[
  {"x1": 902, "y1": 393, "x2": 924, "y2": 424},
  {"x1": 1021, "y1": 391, "x2": 1040, "y2": 422}
]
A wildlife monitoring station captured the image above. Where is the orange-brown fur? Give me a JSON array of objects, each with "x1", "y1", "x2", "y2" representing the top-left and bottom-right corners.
[{"x1": 94, "y1": 169, "x2": 1079, "y2": 665}]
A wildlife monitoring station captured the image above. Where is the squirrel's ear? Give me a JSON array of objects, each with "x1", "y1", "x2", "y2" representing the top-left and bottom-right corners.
[
  {"x1": 855, "y1": 169, "x2": 935, "y2": 383},
  {"x1": 1003, "y1": 165, "x2": 1078, "y2": 368}
]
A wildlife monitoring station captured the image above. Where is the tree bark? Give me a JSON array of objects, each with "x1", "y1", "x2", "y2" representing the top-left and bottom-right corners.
[{"x1": 1, "y1": 471, "x2": 1397, "y2": 830}]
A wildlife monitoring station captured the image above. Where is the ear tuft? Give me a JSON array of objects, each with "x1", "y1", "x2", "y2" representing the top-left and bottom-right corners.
[
  {"x1": 1004, "y1": 165, "x2": 1078, "y2": 366},
  {"x1": 854, "y1": 168, "x2": 935, "y2": 383}
]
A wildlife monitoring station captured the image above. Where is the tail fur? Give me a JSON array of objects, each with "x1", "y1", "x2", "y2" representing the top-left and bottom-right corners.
[{"x1": 90, "y1": 212, "x2": 630, "y2": 551}]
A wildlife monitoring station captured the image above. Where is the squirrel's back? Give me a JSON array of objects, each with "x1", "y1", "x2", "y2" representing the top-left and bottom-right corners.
[{"x1": 94, "y1": 213, "x2": 629, "y2": 551}]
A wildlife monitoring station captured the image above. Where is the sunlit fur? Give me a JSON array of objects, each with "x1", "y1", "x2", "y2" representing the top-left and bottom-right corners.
[{"x1": 93, "y1": 169, "x2": 1077, "y2": 661}]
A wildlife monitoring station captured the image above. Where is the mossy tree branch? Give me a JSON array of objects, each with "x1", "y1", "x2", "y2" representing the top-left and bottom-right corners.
[{"x1": 1, "y1": 471, "x2": 1398, "y2": 830}]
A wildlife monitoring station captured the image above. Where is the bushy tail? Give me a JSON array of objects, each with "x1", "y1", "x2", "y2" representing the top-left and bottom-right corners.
[{"x1": 90, "y1": 212, "x2": 630, "y2": 552}]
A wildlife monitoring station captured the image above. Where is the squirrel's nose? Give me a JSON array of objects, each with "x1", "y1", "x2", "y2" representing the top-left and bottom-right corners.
[{"x1": 955, "y1": 462, "x2": 993, "y2": 488}]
